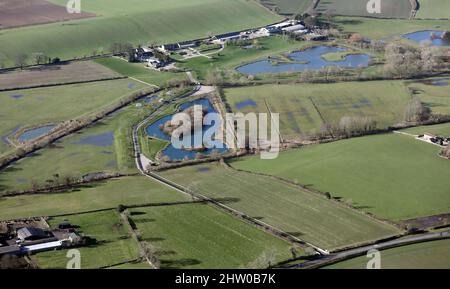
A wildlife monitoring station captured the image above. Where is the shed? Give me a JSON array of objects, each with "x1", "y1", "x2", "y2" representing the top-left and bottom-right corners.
[{"x1": 17, "y1": 227, "x2": 48, "y2": 242}]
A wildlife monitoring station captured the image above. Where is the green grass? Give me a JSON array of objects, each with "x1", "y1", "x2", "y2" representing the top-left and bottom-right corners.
[
  {"x1": 259, "y1": 0, "x2": 313, "y2": 15},
  {"x1": 109, "y1": 262, "x2": 152, "y2": 269},
  {"x1": 160, "y1": 162, "x2": 400, "y2": 251},
  {"x1": 34, "y1": 210, "x2": 140, "y2": 269},
  {"x1": 130, "y1": 203, "x2": 294, "y2": 269},
  {"x1": 179, "y1": 36, "x2": 309, "y2": 80},
  {"x1": 417, "y1": 0, "x2": 450, "y2": 19},
  {"x1": 325, "y1": 239, "x2": 450, "y2": 269},
  {"x1": 224, "y1": 80, "x2": 412, "y2": 140},
  {"x1": 0, "y1": 79, "x2": 146, "y2": 157},
  {"x1": 230, "y1": 133, "x2": 450, "y2": 221},
  {"x1": 141, "y1": 137, "x2": 169, "y2": 161},
  {"x1": 317, "y1": 0, "x2": 412, "y2": 19},
  {"x1": 0, "y1": 103, "x2": 156, "y2": 192},
  {"x1": 406, "y1": 78, "x2": 450, "y2": 115},
  {"x1": 0, "y1": 0, "x2": 281, "y2": 67},
  {"x1": 402, "y1": 122, "x2": 450, "y2": 136},
  {"x1": 0, "y1": 176, "x2": 189, "y2": 220},
  {"x1": 333, "y1": 16, "x2": 450, "y2": 39},
  {"x1": 94, "y1": 57, "x2": 187, "y2": 87}
]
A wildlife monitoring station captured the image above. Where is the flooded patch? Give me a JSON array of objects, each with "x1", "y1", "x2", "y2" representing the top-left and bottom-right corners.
[
  {"x1": 235, "y1": 99, "x2": 257, "y2": 110},
  {"x1": 1, "y1": 126, "x2": 21, "y2": 145},
  {"x1": 146, "y1": 98, "x2": 228, "y2": 161},
  {"x1": 416, "y1": 78, "x2": 449, "y2": 87},
  {"x1": 196, "y1": 167, "x2": 211, "y2": 172},
  {"x1": 403, "y1": 31, "x2": 450, "y2": 46},
  {"x1": 74, "y1": 131, "x2": 114, "y2": 147},
  {"x1": 128, "y1": 83, "x2": 136, "y2": 89},
  {"x1": 10, "y1": 94, "x2": 24, "y2": 99},
  {"x1": 18, "y1": 125, "x2": 56, "y2": 142},
  {"x1": 236, "y1": 46, "x2": 370, "y2": 75}
]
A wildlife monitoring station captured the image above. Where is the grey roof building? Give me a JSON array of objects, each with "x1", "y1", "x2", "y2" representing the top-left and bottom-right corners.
[{"x1": 17, "y1": 227, "x2": 48, "y2": 242}]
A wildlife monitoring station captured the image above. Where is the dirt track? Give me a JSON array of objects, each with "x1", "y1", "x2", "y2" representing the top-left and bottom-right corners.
[{"x1": 0, "y1": 0, "x2": 96, "y2": 29}]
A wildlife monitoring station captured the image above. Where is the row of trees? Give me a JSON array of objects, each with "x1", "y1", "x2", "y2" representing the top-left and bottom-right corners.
[{"x1": 442, "y1": 145, "x2": 450, "y2": 159}]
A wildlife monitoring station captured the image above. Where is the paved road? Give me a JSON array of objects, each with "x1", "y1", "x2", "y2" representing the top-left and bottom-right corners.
[{"x1": 288, "y1": 230, "x2": 450, "y2": 269}]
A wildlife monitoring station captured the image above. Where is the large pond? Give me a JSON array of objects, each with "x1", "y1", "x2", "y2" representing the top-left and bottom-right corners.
[
  {"x1": 403, "y1": 30, "x2": 450, "y2": 46},
  {"x1": 236, "y1": 46, "x2": 370, "y2": 75},
  {"x1": 18, "y1": 125, "x2": 56, "y2": 142},
  {"x1": 146, "y1": 98, "x2": 228, "y2": 161}
]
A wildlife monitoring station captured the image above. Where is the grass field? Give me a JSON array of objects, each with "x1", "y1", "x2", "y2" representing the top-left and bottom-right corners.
[
  {"x1": 317, "y1": 0, "x2": 412, "y2": 19},
  {"x1": 406, "y1": 78, "x2": 450, "y2": 116},
  {"x1": 94, "y1": 57, "x2": 187, "y2": 87},
  {"x1": 34, "y1": 210, "x2": 140, "y2": 269},
  {"x1": 0, "y1": 61, "x2": 121, "y2": 90},
  {"x1": 325, "y1": 239, "x2": 450, "y2": 269},
  {"x1": 224, "y1": 80, "x2": 412, "y2": 140},
  {"x1": 259, "y1": 0, "x2": 313, "y2": 15},
  {"x1": 0, "y1": 79, "x2": 146, "y2": 156},
  {"x1": 402, "y1": 122, "x2": 450, "y2": 136},
  {"x1": 160, "y1": 162, "x2": 400, "y2": 251},
  {"x1": 0, "y1": 0, "x2": 281, "y2": 67},
  {"x1": 0, "y1": 103, "x2": 158, "y2": 192},
  {"x1": 417, "y1": 0, "x2": 450, "y2": 19},
  {"x1": 130, "y1": 203, "x2": 293, "y2": 268},
  {"x1": 334, "y1": 17, "x2": 450, "y2": 39},
  {"x1": 0, "y1": 176, "x2": 189, "y2": 220},
  {"x1": 230, "y1": 132, "x2": 450, "y2": 221}
]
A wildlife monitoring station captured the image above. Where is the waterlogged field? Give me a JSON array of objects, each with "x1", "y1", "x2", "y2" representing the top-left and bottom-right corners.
[
  {"x1": 0, "y1": 104, "x2": 155, "y2": 192},
  {"x1": 0, "y1": 79, "x2": 146, "y2": 156},
  {"x1": 225, "y1": 81, "x2": 411, "y2": 140},
  {"x1": 0, "y1": 176, "x2": 189, "y2": 220},
  {"x1": 160, "y1": 163, "x2": 401, "y2": 251},
  {"x1": 0, "y1": 0, "x2": 281, "y2": 67},
  {"x1": 130, "y1": 203, "x2": 293, "y2": 269},
  {"x1": 230, "y1": 133, "x2": 450, "y2": 221},
  {"x1": 34, "y1": 210, "x2": 140, "y2": 269},
  {"x1": 416, "y1": 0, "x2": 450, "y2": 19},
  {"x1": 326, "y1": 239, "x2": 450, "y2": 269},
  {"x1": 317, "y1": 0, "x2": 412, "y2": 18},
  {"x1": 406, "y1": 78, "x2": 450, "y2": 115},
  {"x1": 401, "y1": 122, "x2": 450, "y2": 136}
]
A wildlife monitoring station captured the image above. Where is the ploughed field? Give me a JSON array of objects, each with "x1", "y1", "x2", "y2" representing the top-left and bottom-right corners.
[
  {"x1": 0, "y1": 0, "x2": 281, "y2": 67},
  {"x1": 160, "y1": 162, "x2": 401, "y2": 252}
]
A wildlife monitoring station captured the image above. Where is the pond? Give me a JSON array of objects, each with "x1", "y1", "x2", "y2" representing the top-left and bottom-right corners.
[
  {"x1": 236, "y1": 46, "x2": 370, "y2": 75},
  {"x1": 146, "y1": 98, "x2": 228, "y2": 161},
  {"x1": 235, "y1": 99, "x2": 257, "y2": 110},
  {"x1": 403, "y1": 30, "x2": 450, "y2": 46},
  {"x1": 18, "y1": 125, "x2": 56, "y2": 142}
]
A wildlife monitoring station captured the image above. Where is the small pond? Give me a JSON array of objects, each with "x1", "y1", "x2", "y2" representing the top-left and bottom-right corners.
[
  {"x1": 18, "y1": 125, "x2": 56, "y2": 142},
  {"x1": 236, "y1": 46, "x2": 370, "y2": 75},
  {"x1": 146, "y1": 98, "x2": 228, "y2": 161},
  {"x1": 403, "y1": 30, "x2": 450, "y2": 46},
  {"x1": 235, "y1": 99, "x2": 257, "y2": 110}
]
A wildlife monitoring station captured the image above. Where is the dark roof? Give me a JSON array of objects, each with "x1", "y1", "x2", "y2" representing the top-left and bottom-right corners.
[
  {"x1": 17, "y1": 227, "x2": 47, "y2": 240},
  {"x1": 216, "y1": 31, "x2": 241, "y2": 39}
]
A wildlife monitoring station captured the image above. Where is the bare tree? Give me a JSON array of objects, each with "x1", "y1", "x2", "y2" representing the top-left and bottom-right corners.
[
  {"x1": 404, "y1": 97, "x2": 431, "y2": 123},
  {"x1": 14, "y1": 53, "x2": 28, "y2": 69},
  {"x1": 32, "y1": 52, "x2": 47, "y2": 65}
]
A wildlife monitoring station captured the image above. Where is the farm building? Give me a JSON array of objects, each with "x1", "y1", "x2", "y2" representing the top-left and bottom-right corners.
[{"x1": 17, "y1": 227, "x2": 50, "y2": 242}]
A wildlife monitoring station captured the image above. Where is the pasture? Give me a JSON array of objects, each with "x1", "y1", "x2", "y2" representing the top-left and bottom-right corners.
[
  {"x1": 0, "y1": 176, "x2": 189, "y2": 221},
  {"x1": 224, "y1": 80, "x2": 411, "y2": 140},
  {"x1": 130, "y1": 203, "x2": 293, "y2": 269},
  {"x1": 402, "y1": 122, "x2": 450, "y2": 136},
  {"x1": 259, "y1": 0, "x2": 313, "y2": 15},
  {"x1": 317, "y1": 0, "x2": 413, "y2": 19},
  {"x1": 0, "y1": 103, "x2": 155, "y2": 192},
  {"x1": 34, "y1": 210, "x2": 140, "y2": 269},
  {"x1": 0, "y1": 0, "x2": 281, "y2": 67},
  {"x1": 416, "y1": 0, "x2": 450, "y2": 19},
  {"x1": 0, "y1": 79, "x2": 146, "y2": 156},
  {"x1": 0, "y1": 61, "x2": 121, "y2": 90},
  {"x1": 334, "y1": 16, "x2": 450, "y2": 39},
  {"x1": 0, "y1": 0, "x2": 95, "y2": 29},
  {"x1": 160, "y1": 163, "x2": 400, "y2": 252},
  {"x1": 406, "y1": 78, "x2": 450, "y2": 116},
  {"x1": 230, "y1": 132, "x2": 450, "y2": 221},
  {"x1": 325, "y1": 239, "x2": 450, "y2": 269}
]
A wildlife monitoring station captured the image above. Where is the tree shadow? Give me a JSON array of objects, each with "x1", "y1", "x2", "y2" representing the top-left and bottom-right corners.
[{"x1": 160, "y1": 258, "x2": 202, "y2": 269}]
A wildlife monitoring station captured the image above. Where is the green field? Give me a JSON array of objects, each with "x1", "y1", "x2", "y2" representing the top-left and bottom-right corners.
[
  {"x1": 224, "y1": 80, "x2": 412, "y2": 140},
  {"x1": 402, "y1": 122, "x2": 450, "y2": 136},
  {"x1": 334, "y1": 16, "x2": 450, "y2": 39},
  {"x1": 0, "y1": 103, "x2": 156, "y2": 192},
  {"x1": 94, "y1": 57, "x2": 187, "y2": 87},
  {"x1": 34, "y1": 210, "x2": 140, "y2": 269},
  {"x1": 259, "y1": 0, "x2": 313, "y2": 15},
  {"x1": 0, "y1": 176, "x2": 189, "y2": 220},
  {"x1": 0, "y1": 79, "x2": 146, "y2": 157},
  {"x1": 317, "y1": 0, "x2": 412, "y2": 19},
  {"x1": 326, "y1": 239, "x2": 450, "y2": 269},
  {"x1": 160, "y1": 162, "x2": 400, "y2": 251},
  {"x1": 0, "y1": 0, "x2": 281, "y2": 67},
  {"x1": 130, "y1": 203, "x2": 293, "y2": 268},
  {"x1": 230, "y1": 132, "x2": 450, "y2": 221},
  {"x1": 417, "y1": 0, "x2": 450, "y2": 19},
  {"x1": 406, "y1": 78, "x2": 450, "y2": 116}
]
